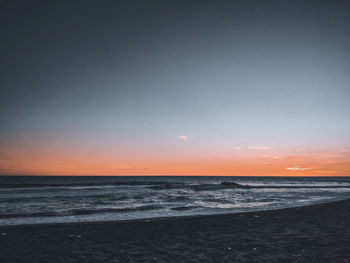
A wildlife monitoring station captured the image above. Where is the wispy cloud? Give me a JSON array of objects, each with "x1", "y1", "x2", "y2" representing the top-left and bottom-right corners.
[
  {"x1": 247, "y1": 146, "x2": 270, "y2": 151},
  {"x1": 177, "y1": 135, "x2": 189, "y2": 142},
  {"x1": 286, "y1": 166, "x2": 312, "y2": 171}
]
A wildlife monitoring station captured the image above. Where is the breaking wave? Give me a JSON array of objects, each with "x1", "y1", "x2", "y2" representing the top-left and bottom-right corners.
[{"x1": 2, "y1": 180, "x2": 350, "y2": 191}]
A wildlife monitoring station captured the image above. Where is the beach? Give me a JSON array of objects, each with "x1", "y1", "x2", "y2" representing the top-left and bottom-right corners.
[{"x1": 1, "y1": 198, "x2": 349, "y2": 263}]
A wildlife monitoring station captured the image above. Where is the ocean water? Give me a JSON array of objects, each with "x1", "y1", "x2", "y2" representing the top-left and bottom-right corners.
[{"x1": 0, "y1": 176, "x2": 349, "y2": 226}]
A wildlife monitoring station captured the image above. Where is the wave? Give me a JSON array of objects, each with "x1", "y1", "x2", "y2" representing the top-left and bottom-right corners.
[
  {"x1": 148, "y1": 182, "x2": 350, "y2": 191},
  {"x1": 1, "y1": 181, "x2": 349, "y2": 191},
  {"x1": 149, "y1": 182, "x2": 251, "y2": 191},
  {"x1": 251, "y1": 185, "x2": 350, "y2": 189},
  {"x1": 70, "y1": 205, "x2": 162, "y2": 215},
  {"x1": 0, "y1": 205, "x2": 162, "y2": 219},
  {"x1": 170, "y1": 205, "x2": 201, "y2": 211},
  {"x1": 162, "y1": 195, "x2": 190, "y2": 202},
  {"x1": 0, "y1": 211, "x2": 59, "y2": 219},
  {"x1": 0, "y1": 193, "x2": 131, "y2": 204},
  {"x1": 0, "y1": 181, "x2": 184, "y2": 189}
]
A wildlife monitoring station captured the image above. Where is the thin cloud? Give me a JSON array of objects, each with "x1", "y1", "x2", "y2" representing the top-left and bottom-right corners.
[
  {"x1": 260, "y1": 155, "x2": 280, "y2": 159},
  {"x1": 286, "y1": 166, "x2": 312, "y2": 171},
  {"x1": 177, "y1": 135, "x2": 189, "y2": 142},
  {"x1": 247, "y1": 146, "x2": 270, "y2": 151}
]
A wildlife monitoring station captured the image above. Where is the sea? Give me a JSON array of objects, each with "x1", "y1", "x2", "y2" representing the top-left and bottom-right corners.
[{"x1": 0, "y1": 176, "x2": 349, "y2": 226}]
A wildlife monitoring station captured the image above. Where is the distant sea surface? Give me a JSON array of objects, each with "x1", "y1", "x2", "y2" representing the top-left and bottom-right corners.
[{"x1": 0, "y1": 176, "x2": 349, "y2": 226}]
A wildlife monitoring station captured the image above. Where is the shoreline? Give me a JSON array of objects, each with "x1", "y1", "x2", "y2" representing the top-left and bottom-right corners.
[
  {"x1": 0, "y1": 197, "x2": 347, "y2": 228},
  {"x1": 1, "y1": 197, "x2": 349, "y2": 262}
]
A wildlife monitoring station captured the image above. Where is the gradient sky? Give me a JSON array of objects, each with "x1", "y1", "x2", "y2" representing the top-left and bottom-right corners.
[{"x1": 0, "y1": 0, "x2": 349, "y2": 176}]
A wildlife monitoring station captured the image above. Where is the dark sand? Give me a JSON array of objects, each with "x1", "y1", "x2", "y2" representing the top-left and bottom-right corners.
[{"x1": 1, "y1": 199, "x2": 350, "y2": 263}]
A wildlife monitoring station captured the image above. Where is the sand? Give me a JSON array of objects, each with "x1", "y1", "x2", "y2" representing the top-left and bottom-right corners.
[{"x1": 1, "y1": 198, "x2": 349, "y2": 263}]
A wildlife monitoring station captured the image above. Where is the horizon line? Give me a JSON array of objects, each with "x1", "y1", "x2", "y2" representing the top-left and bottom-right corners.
[{"x1": 1, "y1": 174, "x2": 349, "y2": 177}]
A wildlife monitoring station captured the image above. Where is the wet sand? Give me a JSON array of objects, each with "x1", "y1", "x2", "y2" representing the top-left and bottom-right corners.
[{"x1": 1, "y1": 198, "x2": 349, "y2": 262}]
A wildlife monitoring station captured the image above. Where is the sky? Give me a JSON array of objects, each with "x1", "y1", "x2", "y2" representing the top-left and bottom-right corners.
[{"x1": 0, "y1": 0, "x2": 349, "y2": 176}]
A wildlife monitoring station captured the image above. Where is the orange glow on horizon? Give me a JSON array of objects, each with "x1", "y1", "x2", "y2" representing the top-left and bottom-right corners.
[{"x1": 1, "y1": 144, "x2": 349, "y2": 176}]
